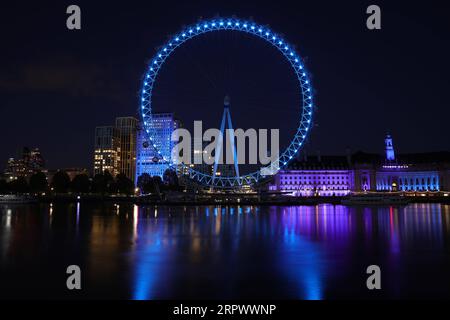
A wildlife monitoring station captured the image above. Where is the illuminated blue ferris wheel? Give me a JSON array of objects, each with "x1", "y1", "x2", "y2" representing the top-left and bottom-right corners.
[{"x1": 140, "y1": 17, "x2": 314, "y2": 188}]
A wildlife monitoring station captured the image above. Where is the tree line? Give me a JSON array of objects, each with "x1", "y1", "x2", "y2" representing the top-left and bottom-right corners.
[
  {"x1": 0, "y1": 169, "x2": 181, "y2": 196},
  {"x1": 0, "y1": 171, "x2": 135, "y2": 195},
  {"x1": 136, "y1": 169, "x2": 181, "y2": 194}
]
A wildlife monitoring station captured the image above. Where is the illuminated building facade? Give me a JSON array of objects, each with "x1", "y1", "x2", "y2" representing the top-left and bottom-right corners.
[
  {"x1": 269, "y1": 135, "x2": 450, "y2": 195},
  {"x1": 269, "y1": 156, "x2": 354, "y2": 196},
  {"x1": 93, "y1": 126, "x2": 120, "y2": 176},
  {"x1": 375, "y1": 135, "x2": 446, "y2": 191},
  {"x1": 376, "y1": 169, "x2": 440, "y2": 191},
  {"x1": 135, "y1": 113, "x2": 180, "y2": 181},
  {"x1": 116, "y1": 117, "x2": 138, "y2": 182},
  {"x1": 93, "y1": 117, "x2": 138, "y2": 182}
]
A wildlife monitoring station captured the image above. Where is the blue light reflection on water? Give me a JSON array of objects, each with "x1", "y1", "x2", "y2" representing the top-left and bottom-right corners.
[
  {"x1": 131, "y1": 204, "x2": 325, "y2": 300},
  {"x1": 1, "y1": 203, "x2": 449, "y2": 299},
  {"x1": 127, "y1": 203, "x2": 450, "y2": 300},
  {"x1": 132, "y1": 206, "x2": 166, "y2": 300},
  {"x1": 281, "y1": 218, "x2": 323, "y2": 300},
  {"x1": 132, "y1": 236, "x2": 162, "y2": 300}
]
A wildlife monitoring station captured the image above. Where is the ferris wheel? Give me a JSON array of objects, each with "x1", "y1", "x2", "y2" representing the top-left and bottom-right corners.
[{"x1": 140, "y1": 17, "x2": 314, "y2": 189}]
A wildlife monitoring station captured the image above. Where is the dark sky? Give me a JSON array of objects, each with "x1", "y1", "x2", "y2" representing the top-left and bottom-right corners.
[{"x1": 1, "y1": 0, "x2": 449, "y2": 172}]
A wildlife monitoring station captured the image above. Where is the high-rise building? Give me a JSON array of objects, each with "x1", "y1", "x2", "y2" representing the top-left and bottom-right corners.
[
  {"x1": 4, "y1": 147, "x2": 46, "y2": 181},
  {"x1": 4, "y1": 157, "x2": 27, "y2": 181},
  {"x1": 135, "y1": 113, "x2": 180, "y2": 181},
  {"x1": 116, "y1": 117, "x2": 138, "y2": 182},
  {"x1": 93, "y1": 126, "x2": 120, "y2": 176},
  {"x1": 23, "y1": 147, "x2": 45, "y2": 172}
]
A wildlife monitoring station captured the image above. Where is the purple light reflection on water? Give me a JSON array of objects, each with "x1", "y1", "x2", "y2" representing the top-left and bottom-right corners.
[{"x1": 0, "y1": 203, "x2": 449, "y2": 299}]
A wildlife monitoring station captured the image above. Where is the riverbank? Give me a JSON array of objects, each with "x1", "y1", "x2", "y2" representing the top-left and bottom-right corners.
[{"x1": 1, "y1": 193, "x2": 450, "y2": 206}]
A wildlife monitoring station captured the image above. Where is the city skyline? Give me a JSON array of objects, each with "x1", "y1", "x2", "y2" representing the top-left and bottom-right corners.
[
  {"x1": 1, "y1": 1, "x2": 449, "y2": 172},
  {"x1": 2, "y1": 1, "x2": 450, "y2": 305}
]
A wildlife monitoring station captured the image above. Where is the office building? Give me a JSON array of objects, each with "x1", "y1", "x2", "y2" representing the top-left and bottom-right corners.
[
  {"x1": 93, "y1": 126, "x2": 120, "y2": 176},
  {"x1": 116, "y1": 117, "x2": 138, "y2": 182},
  {"x1": 3, "y1": 147, "x2": 46, "y2": 181},
  {"x1": 135, "y1": 113, "x2": 180, "y2": 181}
]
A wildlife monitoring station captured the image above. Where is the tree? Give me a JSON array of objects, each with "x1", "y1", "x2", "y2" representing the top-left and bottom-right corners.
[
  {"x1": 51, "y1": 171, "x2": 71, "y2": 193},
  {"x1": 92, "y1": 173, "x2": 106, "y2": 194},
  {"x1": 71, "y1": 174, "x2": 91, "y2": 193},
  {"x1": 163, "y1": 169, "x2": 179, "y2": 190},
  {"x1": 116, "y1": 173, "x2": 134, "y2": 195},
  {"x1": 150, "y1": 176, "x2": 163, "y2": 196},
  {"x1": 152, "y1": 175, "x2": 162, "y2": 185},
  {"x1": 29, "y1": 172, "x2": 48, "y2": 193},
  {"x1": 108, "y1": 180, "x2": 119, "y2": 194},
  {"x1": 137, "y1": 173, "x2": 152, "y2": 194},
  {"x1": 0, "y1": 179, "x2": 9, "y2": 194},
  {"x1": 8, "y1": 177, "x2": 29, "y2": 194},
  {"x1": 104, "y1": 170, "x2": 116, "y2": 193},
  {"x1": 104, "y1": 170, "x2": 114, "y2": 187},
  {"x1": 92, "y1": 171, "x2": 115, "y2": 194}
]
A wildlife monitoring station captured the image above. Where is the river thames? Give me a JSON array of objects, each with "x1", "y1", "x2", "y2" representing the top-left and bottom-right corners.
[{"x1": 1, "y1": 203, "x2": 449, "y2": 299}]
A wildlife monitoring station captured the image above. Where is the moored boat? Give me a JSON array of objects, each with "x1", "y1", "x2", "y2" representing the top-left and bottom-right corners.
[
  {"x1": 0, "y1": 195, "x2": 38, "y2": 204},
  {"x1": 341, "y1": 193, "x2": 410, "y2": 206}
]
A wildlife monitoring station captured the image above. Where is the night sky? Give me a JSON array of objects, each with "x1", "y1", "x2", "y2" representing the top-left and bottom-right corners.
[{"x1": 1, "y1": 0, "x2": 449, "y2": 172}]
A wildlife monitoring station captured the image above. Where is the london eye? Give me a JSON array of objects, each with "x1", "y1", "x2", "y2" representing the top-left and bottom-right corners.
[{"x1": 140, "y1": 17, "x2": 315, "y2": 189}]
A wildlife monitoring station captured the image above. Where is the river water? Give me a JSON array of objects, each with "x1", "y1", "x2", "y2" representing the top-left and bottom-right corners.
[{"x1": 1, "y1": 203, "x2": 449, "y2": 299}]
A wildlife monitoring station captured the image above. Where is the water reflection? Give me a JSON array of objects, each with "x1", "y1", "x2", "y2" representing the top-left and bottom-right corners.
[
  {"x1": 0, "y1": 203, "x2": 449, "y2": 299},
  {"x1": 132, "y1": 216, "x2": 165, "y2": 300}
]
